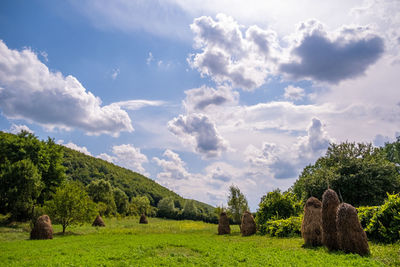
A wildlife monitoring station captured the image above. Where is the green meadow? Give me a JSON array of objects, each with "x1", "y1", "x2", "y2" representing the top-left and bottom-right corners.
[{"x1": 1, "y1": 217, "x2": 399, "y2": 266}]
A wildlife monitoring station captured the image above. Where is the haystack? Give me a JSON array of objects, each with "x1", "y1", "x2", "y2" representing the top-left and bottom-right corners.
[
  {"x1": 92, "y1": 215, "x2": 105, "y2": 227},
  {"x1": 240, "y1": 211, "x2": 256, "y2": 236},
  {"x1": 30, "y1": 215, "x2": 53, "y2": 240},
  {"x1": 322, "y1": 189, "x2": 340, "y2": 251},
  {"x1": 218, "y1": 212, "x2": 230, "y2": 235},
  {"x1": 139, "y1": 214, "x2": 148, "y2": 224},
  {"x1": 336, "y1": 203, "x2": 370, "y2": 256},
  {"x1": 301, "y1": 197, "x2": 322, "y2": 246}
]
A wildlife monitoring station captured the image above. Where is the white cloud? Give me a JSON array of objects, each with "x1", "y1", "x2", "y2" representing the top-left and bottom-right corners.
[
  {"x1": 8, "y1": 124, "x2": 34, "y2": 134},
  {"x1": 62, "y1": 142, "x2": 93, "y2": 156},
  {"x1": 188, "y1": 13, "x2": 279, "y2": 91},
  {"x1": 111, "y1": 144, "x2": 149, "y2": 175},
  {"x1": 284, "y1": 85, "x2": 305, "y2": 101},
  {"x1": 168, "y1": 113, "x2": 229, "y2": 158},
  {"x1": 0, "y1": 40, "x2": 133, "y2": 136},
  {"x1": 97, "y1": 153, "x2": 116, "y2": 163},
  {"x1": 245, "y1": 118, "x2": 332, "y2": 179},
  {"x1": 111, "y1": 100, "x2": 165, "y2": 110},
  {"x1": 153, "y1": 149, "x2": 190, "y2": 180},
  {"x1": 183, "y1": 85, "x2": 238, "y2": 112}
]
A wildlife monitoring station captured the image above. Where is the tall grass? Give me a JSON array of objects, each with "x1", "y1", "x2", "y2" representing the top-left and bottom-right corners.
[{"x1": 0, "y1": 217, "x2": 398, "y2": 266}]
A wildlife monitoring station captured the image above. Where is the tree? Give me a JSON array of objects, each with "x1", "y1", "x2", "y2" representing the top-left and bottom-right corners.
[
  {"x1": 87, "y1": 179, "x2": 116, "y2": 216},
  {"x1": 383, "y1": 136, "x2": 400, "y2": 165},
  {"x1": 44, "y1": 181, "x2": 97, "y2": 233},
  {"x1": 227, "y1": 185, "x2": 249, "y2": 227},
  {"x1": 113, "y1": 188, "x2": 129, "y2": 215},
  {"x1": 157, "y1": 197, "x2": 177, "y2": 218},
  {"x1": 182, "y1": 200, "x2": 199, "y2": 220},
  {"x1": 255, "y1": 189, "x2": 302, "y2": 228},
  {"x1": 292, "y1": 142, "x2": 400, "y2": 206},
  {"x1": 0, "y1": 159, "x2": 43, "y2": 220},
  {"x1": 38, "y1": 138, "x2": 66, "y2": 203},
  {"x1": 129, "y1": 196, "x2": 151, "y2": 216}
]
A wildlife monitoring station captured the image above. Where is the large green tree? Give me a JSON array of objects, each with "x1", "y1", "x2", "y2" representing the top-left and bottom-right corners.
[
  {"x1": 157, "y1": 197, "x2": 177, "y2": 218},
  {"x1": 0, "y1": 159, "x2": 43, "y2": 220},
  {"x1": 44, "y1": 181, "x2": 97, "y2": 233},
  {"x1": 0, "y1": 131, "x2": 65, "y2": 219},
  {"x1": 292, "y1": 142, "x2": 400, "y2": 206},
  {"x1": 182, "y1": 200, "x2": 199, "y2": 220},
  {"x1": 227, "y1": 185, "x2": 249, "y2": 226},
  {"x1": 113, "y1": 187, "x2": 129, "y2": 215},
  {"x1": 87, "y1": 179, "x2": 117, "y2": 216}
]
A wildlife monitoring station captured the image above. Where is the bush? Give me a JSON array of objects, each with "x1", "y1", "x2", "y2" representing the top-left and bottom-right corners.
[
  {"x1": 356, "y1": 206, "x2": 379, "y2": 229},
  {"x1": 256, "y1": 189, "x2": 302, "y2": 231},
  {"x1": 366, "y1": 193, "x2": 400, "y2": 243},
  {"x1": 261, "y1": 216, "x2": 302, "y2": 237}
]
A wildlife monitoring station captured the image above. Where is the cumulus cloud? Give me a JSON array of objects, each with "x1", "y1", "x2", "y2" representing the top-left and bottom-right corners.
[
  {"x1": 0, "y1": 40, "x2": 133, "y2": 136},
  {"x1": 280, "y1": 20, "x2": 385, "y2": 83},
  {"x1": 97, "y1": 152, "x2": 116, "y2": 163},
  {"x1": 296, "y1": 118, "x2": 332, "y2": 158},
  {"x1": 8, "y1": 124, "x2": 34, "y2": 134},
  {"x1": 153, "y1": 149, "x2": 190, "y2": 180},
  {"x1": 62, "y1": 142, "x2": 92, "y2": 156},
  {"x1": 245, "y1": 118, "x2": 332, "y2": 179},
  {"x1": 168, "y1": 113, "x2": 229, "y2": 158},
  {"x1": 284, "y1": 85, "x2": 305, "y2": 101},
  {"x1": 111, "y1": 144, "x2": 149, "y2": 174},
  {"x1": 183, "y1": 85, "x2": 238, "y2": 112},
  {"x1": 188, "y1": 14, "x2": 279, "y2": 91}
]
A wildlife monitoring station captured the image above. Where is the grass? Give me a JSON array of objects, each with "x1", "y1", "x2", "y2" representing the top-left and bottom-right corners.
[{"x1": 0, "y1": 217, "x2": 399, "y2": 266}]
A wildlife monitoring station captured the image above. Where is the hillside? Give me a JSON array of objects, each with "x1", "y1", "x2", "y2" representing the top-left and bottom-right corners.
[
  {"x1": 0, "y1": 131, "x2": 215, "y2": 221},
  {"x1": 62, "y1": 147, "x2": 180, "y2": 206}
]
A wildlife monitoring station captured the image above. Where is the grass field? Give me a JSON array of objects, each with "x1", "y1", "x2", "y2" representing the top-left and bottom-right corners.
[{"x1": 0, "y1": 217, "x2": 399, "y2": 266}]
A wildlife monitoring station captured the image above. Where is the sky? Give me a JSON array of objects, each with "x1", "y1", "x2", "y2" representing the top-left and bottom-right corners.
[{"x1": 0, "y1": 0, "x2": 399, "y2": 211}]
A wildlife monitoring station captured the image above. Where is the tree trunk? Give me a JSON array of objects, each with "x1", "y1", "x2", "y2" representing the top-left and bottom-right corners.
[{"x1": 62, "y1": 224, "x2": 66, "y2": 234}]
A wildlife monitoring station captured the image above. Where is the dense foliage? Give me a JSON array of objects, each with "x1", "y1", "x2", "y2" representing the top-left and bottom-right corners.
[
  {"x1": 256, "y1": 189, "x2": 302, "y2": 233},
  {"x1": 227, "y1": 185, "x2": 249, "y2": 225},
  {"x1": 357, "y1": 206, "x2": 379, "y2": 229},
  {"x1": 262, "y1": 216, "x2": 302, "y2": 237},
  {"x1": 0, "y1": 131, "x2": 65, "y2": 220},
  {"x1": 366, "y1": 193, "x2": 400, "y2": 243},
  {"x1": 292, "y1": 142, "x2": 400, "y2": 206}
]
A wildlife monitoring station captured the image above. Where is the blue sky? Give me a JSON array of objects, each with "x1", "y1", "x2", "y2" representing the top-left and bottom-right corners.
[{"x1": 1, "y1": 0, "x2": 399, "y2": 210}]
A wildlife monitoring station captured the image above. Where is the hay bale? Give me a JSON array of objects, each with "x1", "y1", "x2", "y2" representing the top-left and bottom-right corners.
[
  {"x1": 218, "y1": 212, "x2": 230, "y2": 235},
  {"x1": 30, "y1": 215, "x2": 53, "y2": 240},
  {"x1": 139, "y1": 214, "x2": 148, "y2": 224},
  {"x1": 322, "y1": 189, "x2": 340, "y2": 251},
  {"x1": 337, "y1": 203, "x2": 370, "y2": 256},
  {"x1": 92, "y1": 215, "x2": 105, "y2": 227},
  {"x1": 240, "y1": 211, "x2": 256, "y2": 236},
  {"x1": 301, "y1": 197, "x2": 322, "y2": 246}
]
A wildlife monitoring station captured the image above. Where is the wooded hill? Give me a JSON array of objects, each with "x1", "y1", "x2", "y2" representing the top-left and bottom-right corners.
[{"x1": 0, "y1": 131, "x2": 215, "y2": 222}]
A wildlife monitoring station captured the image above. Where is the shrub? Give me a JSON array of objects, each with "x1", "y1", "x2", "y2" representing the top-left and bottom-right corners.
[
  {"x1": 263, "y1": 216, "x2": 302, "y2": 237},
  {"x1": 356, "y1": 206, "x2": 379, "y2": 229},
  {"x1": 256, "y1": 189, "x2": 302, "y2": 232},
  {"x1": 366, "y1": 193, "x2": 400, "y2": 243}
]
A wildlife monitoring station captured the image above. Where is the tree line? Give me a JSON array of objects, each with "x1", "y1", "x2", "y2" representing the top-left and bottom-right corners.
[{"x1": 0, "y1": 131, "x2": 216, "y2": 227}]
